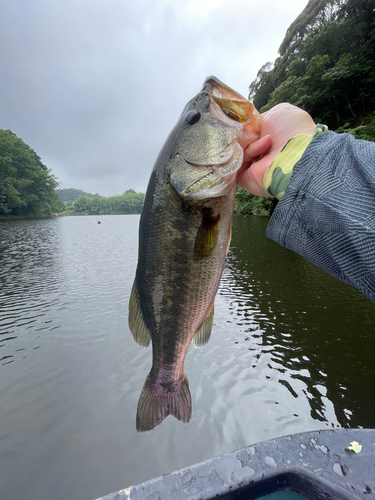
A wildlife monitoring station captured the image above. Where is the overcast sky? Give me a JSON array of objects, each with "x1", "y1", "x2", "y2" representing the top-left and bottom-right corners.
[{"x1": 0, "y1": 0, "x2": 308, "y2": 196}]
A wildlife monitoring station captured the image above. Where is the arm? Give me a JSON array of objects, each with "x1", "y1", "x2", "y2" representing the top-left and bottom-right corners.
[{"x1": 238, "y1": 104, "x2": 375, "y2": 303}]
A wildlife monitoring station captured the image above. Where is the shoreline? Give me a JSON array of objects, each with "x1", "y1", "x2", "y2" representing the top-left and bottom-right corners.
[
  {"x1": 0, "y1": 212, "x2": 142, "y2": 220},
  {"x1": 0, "y1": 214, "x2": 59, "y2": 221},
  {"x1": 1, "y1": 209, "x2": 270, "y2": 220}
]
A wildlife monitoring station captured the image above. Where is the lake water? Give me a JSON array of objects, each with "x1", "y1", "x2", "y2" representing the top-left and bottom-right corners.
[{"x1": 1, "y1": 214, "x2": 374, "y2": 500}]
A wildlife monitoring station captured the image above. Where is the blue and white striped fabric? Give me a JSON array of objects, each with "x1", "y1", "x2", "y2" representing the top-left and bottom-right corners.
[{"x1": 267, "y1": 131, "x2": 375, "y2": 302}]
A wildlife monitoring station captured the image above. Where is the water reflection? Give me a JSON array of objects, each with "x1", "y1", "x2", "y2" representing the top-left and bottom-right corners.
[
  {"x1": 223, "y1": 215, "x2": 375, "y2": 429},
  {"x1": 0, "y1": 214, "x2": 374, "y2": 500},
  {"x1": 0, "y1": 219, "x2": 64, "y2": 365}
]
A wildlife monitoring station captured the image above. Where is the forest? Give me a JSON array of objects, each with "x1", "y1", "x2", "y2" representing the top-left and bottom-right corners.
[
  {"x1": 56, "y1": 188, "x2": 94, "y2": 202},
  {"x1": 236, "y1": 0, "x2": 375, "y2": 215},
  {"x1": 65, "y1": 190, "x2": 145, "y2": 215},
  {"x1": 0, "y1": 130, "x2": 145, "y2": 217},
  {"x1": 0, "y1": 129, "x2": 64, "y2": 216}
]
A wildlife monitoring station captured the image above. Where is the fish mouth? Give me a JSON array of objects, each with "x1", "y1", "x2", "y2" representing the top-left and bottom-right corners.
[
  {"x1": 182, "y1": 142, "x2": 243, "y2": 200},
  {"x1": 178, "y1": 77, "x2": 261, "y2": 201},
  {"x1": 203, "y1": 76, "x2": 248, "y2": 102},
  {"x1": 203, "y1": 76, "x2": 262, "y2": 149},
  {"x1": 180, "y1": 76, "x2": 260, "y2": 169},
  {"x1": 203, "y1": 75, "x2": 255, "y2": 124},
  {"x1": 182, "y1": 171, "x2": 237, "y2": 201}
]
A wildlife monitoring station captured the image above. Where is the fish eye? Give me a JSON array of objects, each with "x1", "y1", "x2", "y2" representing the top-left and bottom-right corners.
[{"x1": 185, "y1": 110, "x2": 201, "y2": 125}]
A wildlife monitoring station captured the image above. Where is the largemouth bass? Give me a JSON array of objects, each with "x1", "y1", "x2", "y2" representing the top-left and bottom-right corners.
[{"x1": 129, "y1": 76, "x2": 261, "y2": 432}]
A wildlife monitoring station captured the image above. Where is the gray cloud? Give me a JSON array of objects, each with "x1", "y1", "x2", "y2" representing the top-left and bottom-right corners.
[{"x1": 0, "y1": 0, "x2": 308, "y2": 196}]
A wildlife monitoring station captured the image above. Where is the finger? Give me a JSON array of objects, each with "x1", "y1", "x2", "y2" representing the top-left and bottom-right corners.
[
  {"x1": 243, "y1": 134, "x2": 272, "y2": 163},
  {"x1": 237, "y1": 160, "x2": 270, "y2": 197}
]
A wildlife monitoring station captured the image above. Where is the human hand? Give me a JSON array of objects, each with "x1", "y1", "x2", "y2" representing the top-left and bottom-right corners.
[{"x1": 238, "y1": 103, "x2": 317, "y2": 197}]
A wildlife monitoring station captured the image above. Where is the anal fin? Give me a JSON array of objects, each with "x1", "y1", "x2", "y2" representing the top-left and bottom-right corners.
[
  {"x1": 193, "y1": 301, "x2": 214, "y2": 348},
  {"x1": 128, "y1": 280, "x2": 151, "y2": 347}
]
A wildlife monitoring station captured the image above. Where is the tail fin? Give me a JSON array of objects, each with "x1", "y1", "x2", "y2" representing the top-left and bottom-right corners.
[{"x1": 136, "y1": 374, "x2": 192, "y2": 432}]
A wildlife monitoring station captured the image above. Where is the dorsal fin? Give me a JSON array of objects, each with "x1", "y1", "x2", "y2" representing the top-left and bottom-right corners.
[{"x1": 128, "y1": 280, "x2": 151, "y2": 347}]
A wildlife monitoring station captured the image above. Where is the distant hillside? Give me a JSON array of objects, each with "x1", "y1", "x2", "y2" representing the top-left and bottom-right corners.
[{"x1": 56, "y1": 188, "x2": 95, "y2": 202}]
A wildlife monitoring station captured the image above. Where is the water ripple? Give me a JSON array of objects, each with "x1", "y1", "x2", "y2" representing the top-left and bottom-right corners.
[{"x1": 1, "y1": 214, "x2": 375, "y2": 500}]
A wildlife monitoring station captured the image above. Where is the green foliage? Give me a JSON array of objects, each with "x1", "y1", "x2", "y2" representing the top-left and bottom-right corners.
[
  {"x1": 278, "y1": 0, "x2": 343, "y2": 57},
  {"x1": 62, "y1": 204, "x2": 76, "y2": 214},
  {"x1": 72, "y1": 191, "x2": 145, "y2": 215},
  {"x1": 234, "y1": 187, "x2": 274, "y2": 215},
  {"x1": 249, "y1": 62, "x2": 275, "y2": 111},
  {"x1": 56, "y1": 188, "x2": 94, "y2": 202},
  {"x1": 271, "y1": 0, "x2": 345, "y2": 89},
  {"x1": 249, "y1": 0, "x2": 375, "y2": 134},
  {"x1": 0, "y1": 129, "x2": 64, "y2": 216},
  {"x1": 336, "y1": 115, "x2": 375, "y2": 141}
]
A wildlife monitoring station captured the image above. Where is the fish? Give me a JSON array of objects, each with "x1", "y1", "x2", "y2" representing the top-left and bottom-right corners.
[{"x1": 128, "y1": 76, "x2": 261, "y2": 432}]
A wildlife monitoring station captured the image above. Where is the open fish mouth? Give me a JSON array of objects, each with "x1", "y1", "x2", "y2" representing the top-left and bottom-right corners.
[
  {"x1": 204, "y1": 75, "x2": 262, "y2": 149},
  {"x1": 177, "y1": 76, "x2": 261, "y2": 172},
  {"x1": 204, "y1": 75, "x2": 256, "y2": 122},
  {"x1": 179, "y1": 77, "x2": 258, "y2": 200},
  {"x1": 203, "y1": 76, "x2": 249, "y2": 101},
  {"x1": 213, "y1": 96, "x2": 255, "y2": 123}
]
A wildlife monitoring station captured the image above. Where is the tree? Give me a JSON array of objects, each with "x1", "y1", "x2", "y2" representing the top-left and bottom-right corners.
[
  {"x1": 56, "y1": 188, "x2": 94, "y2": 202},
  {"x1": 72, "y1": 190, "x2": 145, "y2": 215},
  {"x1": 249, "y1": 0, "x2": 375, "y2": 134},
  {"x1": 0, "y1": 129, "x2": 64, "y2": 216},
  {"x1": 248, "y1": 63, "x2": 274, "y2": 110},
  {"x1": 274, "y1": 0, "x2": 345, "y2": 87}
]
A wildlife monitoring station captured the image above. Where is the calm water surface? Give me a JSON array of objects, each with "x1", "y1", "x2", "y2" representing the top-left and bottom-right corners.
[{"x1": 0, "y1": 214, "x2": 374, "y2": 500}]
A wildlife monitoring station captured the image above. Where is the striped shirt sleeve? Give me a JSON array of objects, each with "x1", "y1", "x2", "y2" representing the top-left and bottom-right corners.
[{"x1": 267, "y1": 131, "x2": 375, "y2": 302}]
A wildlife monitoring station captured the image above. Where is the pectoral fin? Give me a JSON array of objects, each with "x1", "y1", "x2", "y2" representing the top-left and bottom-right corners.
[
  {"x1": 193, "y1": 301, "x2": 214, "y2": 348},
  {"x1": 128, "y1": 280, "x2": 151, "y2": 347},
  {"x1": 193, "y1": 211, "x2": 220, "y2": 260}
]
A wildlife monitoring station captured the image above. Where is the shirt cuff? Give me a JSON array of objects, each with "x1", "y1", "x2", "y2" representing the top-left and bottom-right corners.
[{"x1": 263, "y1": 124, "x2": 328, "y2": 199}]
